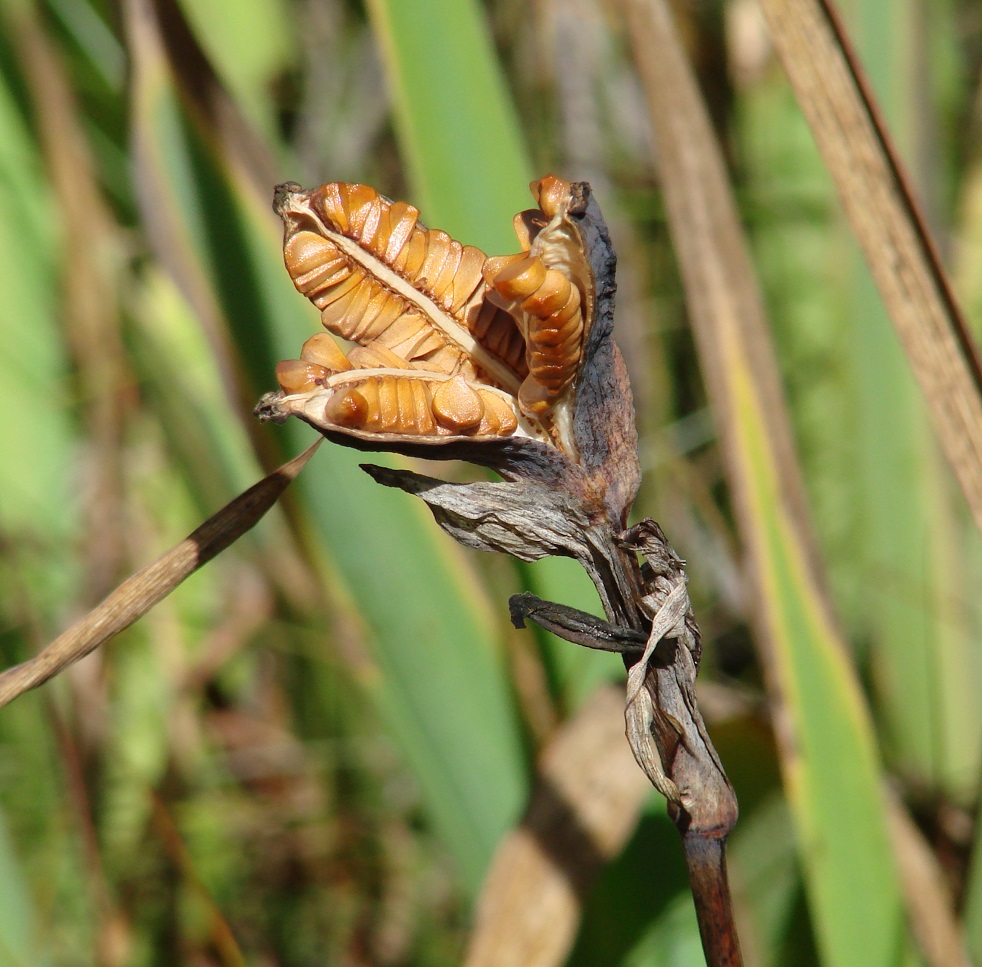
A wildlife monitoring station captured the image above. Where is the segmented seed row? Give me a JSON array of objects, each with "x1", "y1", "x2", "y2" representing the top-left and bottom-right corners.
[
  {"x1": 283, "y1": 183, "x2": 528, "y2": 380},
  {"x1": 275, "y1": 336, "x2": 520, "y2": 438}
]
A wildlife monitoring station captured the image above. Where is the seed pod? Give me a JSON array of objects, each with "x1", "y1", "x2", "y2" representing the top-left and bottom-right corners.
[{"x1": 275, "y1": 182, "x2": 528, "y2": 394}]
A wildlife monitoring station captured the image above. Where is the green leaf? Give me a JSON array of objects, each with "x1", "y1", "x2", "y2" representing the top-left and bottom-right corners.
[
  {"x1": 364, "y1": 0, "x2": 532, "y2": 251},
  {"x1": 733, "y1": 355, "x2": 912, "y2": 966},
  {"x1": 0, "y1": 806, "x2": 46, "y2": 967}
]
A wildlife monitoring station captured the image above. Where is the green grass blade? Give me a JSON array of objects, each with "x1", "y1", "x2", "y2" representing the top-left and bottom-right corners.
[
  {"x1": 620, "y1": 1, "x2": 916, "y2": 961},
  {"x1": 364, "y1": 0, "x2": 532, "y2": 250},
  {"x1": 0, "y1": 806, "x2": 48, "y2": 967},
  {"x1": 964, "y1": 809, "x2": 982, "y2": 965},
  {"x1": 846, "y1": 0, "x2": 982, "y2": 803},
  {"x1": 733, "y1": 361, "x2": 911, "y2": 966}
]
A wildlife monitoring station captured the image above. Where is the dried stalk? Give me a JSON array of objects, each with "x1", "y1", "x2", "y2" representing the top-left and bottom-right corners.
[
  {"x1": 0, "y1": 442, "x2": 321, "y2": 708},
  {"x1": 759, "y1": 0, "x2": 982, "y2": 536}
]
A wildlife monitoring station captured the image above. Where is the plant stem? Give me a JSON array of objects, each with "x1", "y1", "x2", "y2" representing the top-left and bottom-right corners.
[{"x1": 681, "y1": 833, "x2": 743, "y2": 967}]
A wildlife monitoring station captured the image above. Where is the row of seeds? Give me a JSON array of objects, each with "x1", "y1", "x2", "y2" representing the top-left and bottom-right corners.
[{"x1": 275, "y1": 333, "x2": 519, "y2": 437}]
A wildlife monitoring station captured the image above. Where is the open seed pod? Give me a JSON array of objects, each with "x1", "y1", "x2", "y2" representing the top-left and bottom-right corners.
[{"x1": 257, "y1": 176, "x2": 638, "y2": 509}]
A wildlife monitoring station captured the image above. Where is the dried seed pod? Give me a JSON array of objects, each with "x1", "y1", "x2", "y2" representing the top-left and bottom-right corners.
[
  {"x1": 481, "y1": 176, "x2": 596, "y2": 445},
  {"x1": 275, "y1": 182, "x2": 528, "y2": 394}
]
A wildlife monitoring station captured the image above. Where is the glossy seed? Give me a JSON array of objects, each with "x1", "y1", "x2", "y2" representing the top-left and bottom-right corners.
[
  {"x1": 384, "y1": 202, "x2": 419, "y2": 262},
  {"x1": 409, "y1": 378, "x2": 436, "y2": 434},
  {"x1": 284, "y1": 232, "x2": 351, "y2": 299},
  {"x1": 531, "y1": 175, "x2": 568, "y2": 218},
  {"x1": 276, "y1": 359, "x2": 330, "y2": 394},
  {"x1": 478, "y1": 391, "x2": 519, "y2": 435},
  {"x1": 347, "y1": 343, "x2": 411, "y2": 370},
  {"x1": 432, "y1": 376, "x2": 485, "y2": 431},
  {"x1": 300, "y1": 333, "x2": 352, "y2": 371},
  {"x1": 521, "y1": 270, "x2": 571, "y2": 314},
  {"x1": 324, "y1": 387, "x2": 369, "y2": 427}
]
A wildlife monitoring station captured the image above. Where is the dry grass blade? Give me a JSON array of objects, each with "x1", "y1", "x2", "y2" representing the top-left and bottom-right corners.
[
  {"x1": 886, "y1": 793, "x2": 971, "y2": 967},
  {"x1": 462, "y1": 685, "x2": 651, "y2": 967},
  {"x1": 759, "y1": 0, "x2": 982, "y2": 535},
  {"x1": 0, "y1": 441, "x2": 321, "y2": 708},
  {"x1": 616, "y1": 0, "x2": 822, "y2": 585},
  {"x1": 618, "y1": 1, "x2": 907, "y2": 962}
]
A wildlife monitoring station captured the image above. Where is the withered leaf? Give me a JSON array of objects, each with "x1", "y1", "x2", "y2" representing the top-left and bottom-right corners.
[{"x1": 363, "y1": 465, "x2": 594, "y2": 562}]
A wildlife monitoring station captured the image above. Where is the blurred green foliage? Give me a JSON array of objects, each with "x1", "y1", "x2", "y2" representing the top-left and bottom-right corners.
[{"x1": 0, "y1": 0, "x2": 980, "y2": 964}]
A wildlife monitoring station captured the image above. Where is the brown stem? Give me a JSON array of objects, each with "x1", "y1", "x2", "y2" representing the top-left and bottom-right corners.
[
  {"x1": 591, "y1": 524, "x2": 744, "y2": 965},
  {"x1": 681, "y1": 833, "x2": 743, "y2": 967}
]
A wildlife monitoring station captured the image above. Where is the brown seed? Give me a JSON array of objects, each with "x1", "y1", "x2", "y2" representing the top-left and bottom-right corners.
[
  {"x1": 518, "y1": 378, "x2": 554, "y2": 418},
  {"x1": 409, "y1": 378, "x2": 436, "y2": 434},
  {"x1": 340, "y1": 184, "x2": 381, "y2": 237},
  {"x1": 346, "y1": 343, "x2": 411, "y2": 370},
  {"x1": 276, "y1": 359, "x2": 330, "y2": 394},
  {"x1": 384, "y1": 202, "x2": 420, "y2": 262},
  {"x1": 324, "y1": 387, "x2": 369, "y2": 428},
  {"x1": 284, "y1": 230, "x2": 333, "y2": 276},
  {"x1": 373, "y1": 378, "x2": 400, "y2": 430},
  {"x1": 531, "y1": 174, "x2": 568, "y2": 219},
  {"x1": 432, "y1": 376, "x2": 485, "y2": 431},
  {"x1": 478, "y1": 391, "x2": 519, "y2": 435},
  {"x1": 449, "y1": 246, "x2": 487, "y2": 312},
  {"x1": 395, "y1": 227, "x2": 428, "y2": 276},
  {"x1": 300, "y1": 333, "x2": 352, "y2": 371},
  {"x1": 521, "y1": 272, "x2": 572, "y2": 317},
  {"x1": 284, "y1": 232, "x2": 350, "y2": 299},
  {"x1": 486, "y1": 253, "x2": 547, "y2": 302}
]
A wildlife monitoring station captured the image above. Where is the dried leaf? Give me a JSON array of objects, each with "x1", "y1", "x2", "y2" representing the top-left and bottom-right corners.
[
  {"x1": 0, "y1": 441, "x2": 321, "y2": 708},
  {"x1": 363, "y1": 466, "x2": 593, "y2": 561}
]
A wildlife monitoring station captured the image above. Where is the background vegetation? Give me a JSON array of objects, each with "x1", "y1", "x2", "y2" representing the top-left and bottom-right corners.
[{"x1": 0, "y1": 0, "x2": 980, "y2": 964}]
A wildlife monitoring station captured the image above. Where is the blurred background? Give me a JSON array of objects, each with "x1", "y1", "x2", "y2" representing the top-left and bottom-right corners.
[{"x1": 1, "y1": 0, "x2": 981, "y2": 964}]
